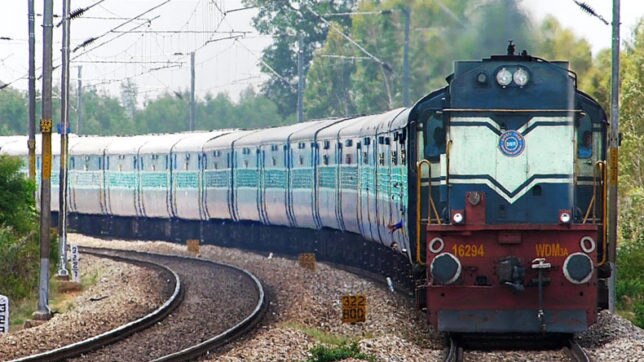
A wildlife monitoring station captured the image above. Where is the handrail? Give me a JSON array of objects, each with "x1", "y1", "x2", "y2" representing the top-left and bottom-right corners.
[
  {"x1": 583, "y1": 161, "x2": 607, "y2": 266},
  {"x1": 583, "y1": 162, "x2": 600, "y2": 224},
  {"x1": 599, "y1": 161, "x2": 608, "y2": 266},
  {"x1": 416, "y1": 160, "x2": 440, "y2": 265}
]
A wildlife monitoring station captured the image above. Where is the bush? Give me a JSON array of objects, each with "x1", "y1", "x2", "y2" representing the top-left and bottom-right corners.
[
  {"x1": 306, "y1": 342, "x2": 375, "y2": 362},
  {"x1": 616, "y1": 219, "x2": 644, "y2": 328},
  {"x1": 0, "y1": 155, "x2": 58, "y2": 303}
]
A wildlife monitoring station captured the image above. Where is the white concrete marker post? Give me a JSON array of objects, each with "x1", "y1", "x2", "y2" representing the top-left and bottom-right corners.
[
  {"x1": 0, "y1": 295, "x2": 9, "y2": 334},
  {"x1": 70, "y1": 244, "x2": 80, "y2": 283}
]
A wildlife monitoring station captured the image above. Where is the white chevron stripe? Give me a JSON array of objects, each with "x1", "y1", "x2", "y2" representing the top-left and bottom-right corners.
[{"x1": 449, "y1": 116, "x2": 574, "y2": 204}]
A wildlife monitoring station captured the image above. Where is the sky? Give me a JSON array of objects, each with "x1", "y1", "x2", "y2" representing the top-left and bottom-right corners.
[{"x1": 0, "y1": 0, "x2": 641, "y2": 105}]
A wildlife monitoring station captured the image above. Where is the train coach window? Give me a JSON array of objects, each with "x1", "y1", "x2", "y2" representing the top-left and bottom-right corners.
[
  {"x1": 345, "y1": 154, "x2": 352, "y2": 165},
  {"x1": 323, "y1": 154, "x2": 329, "y2": 165},
  {"x1": 578, "y1": 131, "x2": 593, "y2": 159},
  {"x1": 323, "y1": 140, "x2": 330, "y2": 150},
  {"x1": 425, "y1": 127, "x2": 446, "y2": 159},
  {"x1": 345, "y1": 139, "x2": 353, "y2": 147}
]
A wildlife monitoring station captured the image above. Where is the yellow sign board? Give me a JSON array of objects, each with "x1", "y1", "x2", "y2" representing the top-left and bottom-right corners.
[
  {"x1": 187, "y1": 239, "x2": 200, "y2": 254},
  {"x1": 341, "y1": 295, "x2": 367, "y2": 323},
  {"x1": 298, "y1": 253, "x2": 316, "y2": 271}
]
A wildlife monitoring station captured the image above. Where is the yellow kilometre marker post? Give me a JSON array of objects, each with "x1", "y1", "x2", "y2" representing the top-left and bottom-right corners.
[{"x1": 341, "y1": 295, "x2": 367, "y2": 324}]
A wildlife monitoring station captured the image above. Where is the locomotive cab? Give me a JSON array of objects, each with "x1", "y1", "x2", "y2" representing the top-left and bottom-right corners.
[{"x1": 409, "y1": 47, "x2": 608, "y2": 334}]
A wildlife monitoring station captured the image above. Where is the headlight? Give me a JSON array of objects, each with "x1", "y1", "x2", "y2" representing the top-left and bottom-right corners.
[
  {"x1": 430, "y1": 252, "x2": 462, "y2": 285},
  {"x1": 563, "y1": 253, "x2": 593, "y2": 284},
  {"x1": 452, "y1": 212, "x2": 464, "y2": 224},
  {"x1": 496, "y1": 67, "x2": 513, "y2": 86},
  {"x1": 513, "y1": 68, "x2": 529, "y2": 86},
  {"x1": 559, "y1": 211, "x2": 572, "y2": 224}
]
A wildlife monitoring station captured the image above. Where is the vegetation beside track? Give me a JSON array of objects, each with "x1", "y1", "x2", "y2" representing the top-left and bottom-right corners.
[{"x1": 0, "y1": 155, "x2": 59, "y2": 328}]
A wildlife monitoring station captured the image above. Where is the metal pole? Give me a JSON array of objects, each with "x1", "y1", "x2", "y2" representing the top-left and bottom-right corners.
[
  {"x1": 77, "y1": 66, "x2": 82, "y2": 135},
  {"x1": 28, "y1": 0, "x2": 36, "y2": 182},
  {"x1": 607, "y1": 0, "x2": 620, "y2": 313},
  {"x1": 402, "y1": 6, "x2": 411, "y2": 107},
  {"x1": 190, "y1": 52, "x2": 195, "y2": 131},
  {"x1": 57, "y1": 0, "x2": 71, "y2": 279},
  {"x1": 35, "y1": 0, "x2": 54, "y2": 321},
  {"x1": 297, "y1": 33, "x2": 304, "y2": 122}
]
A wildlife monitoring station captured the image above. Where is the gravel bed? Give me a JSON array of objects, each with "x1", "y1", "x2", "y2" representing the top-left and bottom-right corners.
[
  {"x1": 68, "y1": 234, "x2": 644, "y2": 362},
  {"x1": 68, "y1": 249, "x2": 260, "y2": 361},
  {"x1": 0, "y1": 255, "x2": 171, "y2": 361}
]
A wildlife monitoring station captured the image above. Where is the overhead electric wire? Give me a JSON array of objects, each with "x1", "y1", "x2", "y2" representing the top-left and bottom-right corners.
[
  {"x1": 233, "y1": 38, "x2": 295, "y2": 90},
  {"x1": 72, "y1": 0, "x2": 170, "y2": 53},
  {"x1": 72, "y1": 15, "x2": 160, "y2": 57},
  {"x1": 302, "y1": 5, "x2": 391, "y2": 71}
]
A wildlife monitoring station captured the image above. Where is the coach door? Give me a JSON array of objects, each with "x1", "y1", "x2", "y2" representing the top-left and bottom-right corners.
[{"x1": 358, "y1": 136, "x2": 375, "y2": 240}]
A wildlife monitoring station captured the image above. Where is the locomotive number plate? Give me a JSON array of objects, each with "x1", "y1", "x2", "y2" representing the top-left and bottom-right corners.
[
  {"x1": 341, "y1": 295, "x2": 366, "y2": 323},
  {"x1": 451, "y1": 244, "x2": 485, "y2": 257},
  {"x1": 298, "y1": 253, "x2": 316, "y2": 271}
]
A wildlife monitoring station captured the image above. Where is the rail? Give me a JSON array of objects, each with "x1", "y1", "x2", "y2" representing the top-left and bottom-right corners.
[
  {"x1": 11, "y1": 248, "x2": 183, "y2": 362},
  {"x1": 564, "y1": 338, "x2": 591, "y2": 362},
  {"x1": 444, "y1": 336, "x2": 463, "y2": 362}
]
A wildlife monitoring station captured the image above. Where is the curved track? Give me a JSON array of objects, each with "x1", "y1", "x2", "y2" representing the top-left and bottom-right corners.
[
  {"x1": 12, "y1": 247, "x2": 267, "y2": 362},
  {"x1": 68, "y1": 247, "x2": 267, "y2": 362},
  {"x1": 11, "y1": 249, "x2": 183, "y2": 362}
]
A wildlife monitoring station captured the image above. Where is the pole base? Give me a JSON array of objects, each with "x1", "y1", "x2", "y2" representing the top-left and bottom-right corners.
[
  {"x1": 32, "y1": 309, "x2": 52, "y2": 321},
  {"x1": 55, "y1": 273, "x2": 70, "y2": 281}
]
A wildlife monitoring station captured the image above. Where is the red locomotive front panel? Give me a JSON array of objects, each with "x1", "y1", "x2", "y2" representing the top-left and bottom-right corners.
[{"x1": 425, "y1": 225, "x2": 599, "y2": 333}]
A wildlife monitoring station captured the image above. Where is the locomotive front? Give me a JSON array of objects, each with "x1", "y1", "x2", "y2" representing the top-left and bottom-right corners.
[{"x1": 411, "y1": 47, "x2": 608, "y2": 333}]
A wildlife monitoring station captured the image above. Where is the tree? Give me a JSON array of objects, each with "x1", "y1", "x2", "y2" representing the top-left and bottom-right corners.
[
  {"x1": 243, "y1": 0, "x2": 356, "y2": 119},
  {"x1": 534, "y1": 15, "x2": 593, "y2": 84},
  {"x1": 304, "y1": 27, "x2": 357, "y2": 119},
  {"x1": 301, "y1": 0, "x2": 536, "y2": 116},
  {"x1": 0, "y1": 88, "x2": 28, "y2": 135},
  {"x1": 135, "y1": 91, "x2": 189, "y2": 134},
  {"x1": 74, "y1": 87, "x2": 132, "y2": 135}
]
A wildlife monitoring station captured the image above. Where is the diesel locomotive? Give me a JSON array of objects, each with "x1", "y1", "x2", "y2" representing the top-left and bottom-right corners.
[{"x1": 0, "y1": 47, "x2": 609, "y2": 334}]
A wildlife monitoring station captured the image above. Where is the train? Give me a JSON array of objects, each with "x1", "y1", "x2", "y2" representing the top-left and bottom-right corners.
[{"x1": 0, "y1": 46, "x2": 609, "y2": 335}]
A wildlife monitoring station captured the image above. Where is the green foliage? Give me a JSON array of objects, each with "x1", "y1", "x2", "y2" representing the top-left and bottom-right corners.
[
  {"x1": 0, "y1": 88, "x2": 28, "y2": 135},
  {"x1": 0, "y1": 155, "x2": 59, "y2": 310},
  {"x1": 616, "y1": 237, "x2": 644, "y2": 328},
  {"x1": 306, "y1": 342, "x2": 375, "y2": 362},
  {"x1": 303, "y1": 0, "x2": 537, "y2": 116},
  {"x1": 0, "y1": 155, "x2": 36, "y2": 233},
  {"x1": 0, "y1": 156, "x2": 38, "y2": 301},
  {"x1": 243, "y1": 0, "x2": 356, "y2": 118}
]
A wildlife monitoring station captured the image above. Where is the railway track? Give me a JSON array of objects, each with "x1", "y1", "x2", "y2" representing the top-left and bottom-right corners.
[
  {"x1": 564, "y1": 338, "x2": 591, "y2": 362},
  {"x1": 444, "y1": 334, "x2": 592, "y2": 362},
  {"x1": 12, "y1": 247, "x2": 267, "y2": 362}
]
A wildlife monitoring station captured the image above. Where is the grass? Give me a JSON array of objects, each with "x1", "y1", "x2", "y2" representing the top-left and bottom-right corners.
[
  {"x1": 8, "y1": 269, "x2": 100, "y2": 332},
  {"x1": 279, "y1": 322, "x2": 376, "y2": 362}
]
